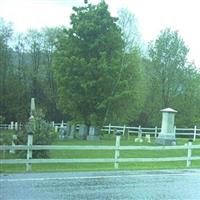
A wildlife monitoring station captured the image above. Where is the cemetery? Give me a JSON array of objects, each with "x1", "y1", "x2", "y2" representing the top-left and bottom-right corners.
[
  {"x1": 1, "y1": 2, "x2": 200, "y2": 199},
  {"x1": 1, "y1": 0, "x2": 200, "y2": 174},
  {"x1": 0, "y1": 98, "x2": 200, "y2": 173}
]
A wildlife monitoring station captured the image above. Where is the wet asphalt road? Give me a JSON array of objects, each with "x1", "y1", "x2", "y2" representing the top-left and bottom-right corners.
[{"x1": 1, "y1": 169, "x2": 200, "y2": 200}]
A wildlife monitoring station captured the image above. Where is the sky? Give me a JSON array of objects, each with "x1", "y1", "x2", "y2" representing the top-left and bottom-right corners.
[{"x1": 0, "y1": 0, "x2": 200, "y2": 68}]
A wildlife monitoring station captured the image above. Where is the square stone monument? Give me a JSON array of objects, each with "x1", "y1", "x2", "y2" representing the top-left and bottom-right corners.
[{"x1": 155, "y1": 108, "x2": 177, "y2": 145}]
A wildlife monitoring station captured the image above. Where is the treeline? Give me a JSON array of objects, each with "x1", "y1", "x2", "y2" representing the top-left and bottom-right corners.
[{"x1": 0, "y1": 2, "x2": 200, "y2": 127}]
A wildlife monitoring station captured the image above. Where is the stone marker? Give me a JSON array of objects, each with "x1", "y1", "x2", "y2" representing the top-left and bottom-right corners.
[
  {"x1": 64, "y1": 122, "x2": 73, "y2": 139},
  {"x1": 79, "y1": 124, "x2": 88, "y2": 139},
  {"x1": 145, "y1": 134, "x2": 151, "y2": 143},
  {"x1": 59, "y1": 126, "x2": 66, "y2": 139},
  {"x1": 67, "y1": 124, "x2": 76, "y2": 139},
  {"x1": 87, "y1": 126, "x2": 100, "y2": 140},
  {"x1": 134, "y1": 126, "x2": 143, "y2": 143},
  {"x1": 9, "y1": 134, "x2": 17, "y2": 154},
  {"x1": 156, "y1": 108, "x2": 177, "y2": 145}
]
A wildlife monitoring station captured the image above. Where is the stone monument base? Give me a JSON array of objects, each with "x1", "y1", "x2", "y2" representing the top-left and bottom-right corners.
[{"x1": 155, "y1": 137, "x2": 176, "y2": 145}]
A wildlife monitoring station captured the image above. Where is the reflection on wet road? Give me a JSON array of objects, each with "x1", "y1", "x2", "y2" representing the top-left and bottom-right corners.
[{"x1": 1, "y1": 170, "x2": 200, "y2": 199}]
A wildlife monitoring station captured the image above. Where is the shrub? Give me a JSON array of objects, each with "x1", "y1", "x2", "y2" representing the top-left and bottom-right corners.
[
  {"x1": 0, "y1": 115, "x2": 5, "y2": 124},
  {"x1": 17, "y1": 109, "x2": 57, "y2": 158}
]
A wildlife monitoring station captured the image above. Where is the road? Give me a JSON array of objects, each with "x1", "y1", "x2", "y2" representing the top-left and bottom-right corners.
[{"x1": 1, "y1": 169, "x2": 200, "y2": 200}]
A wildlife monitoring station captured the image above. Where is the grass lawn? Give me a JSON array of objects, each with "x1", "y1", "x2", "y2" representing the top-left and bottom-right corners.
[{"x1": 0, "y1": 133, "x2": 200, "y2": 173}]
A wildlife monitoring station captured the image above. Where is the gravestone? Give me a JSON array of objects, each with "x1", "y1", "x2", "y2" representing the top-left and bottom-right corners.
[
  {"x1": 9, "y1": 134, "x2": 17, "y2": 154},
  {"x1": 68, "y1": 124, "x2": 76, "y2": 139},
  {"x1": 64, "y1": 122, "x2": 73, "y2": 139},
  {"x1": 66, "y1": 122, "x2": 71, "y2": 135},
  {"x1": 134, "y1": 126, "x2": 143, "y2": 143},
  {"x1": 59, "y1": 121, "x2": 65, "y2": 139},
  {"x1": 55, "y1": 126, "x2": 58, "y2": 133},
  {"x1": 145, "y1": 134, "x2": 151, "y2": 143},
  {"x1": 79, "y1": 124, "x2": 88, "y2": 140},
  {"x1": 156, "y1": 108, "x2": 177, "y2": 145},
  {"x1": 59, "y1": 126, "x2": 66, "y2": 139},
  {"x1": 87, "y1": 126, "x2": 100, "y2": 140}
]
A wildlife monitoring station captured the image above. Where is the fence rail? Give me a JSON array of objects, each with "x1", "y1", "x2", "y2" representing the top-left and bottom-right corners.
[
  {"x1": 1, "y1": 133, "x2": 200, "y2": 171},
  {"x1": 1, "y1": 144, "x2": 200, "y2": 151},
  {"x1": 1, "y1": 122, "x2": 199, "y2": 139}
]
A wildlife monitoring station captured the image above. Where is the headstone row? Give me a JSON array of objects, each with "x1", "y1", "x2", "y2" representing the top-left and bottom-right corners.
[{"x1": 58, "y1": 123, "x2": 100, "y2": 141}]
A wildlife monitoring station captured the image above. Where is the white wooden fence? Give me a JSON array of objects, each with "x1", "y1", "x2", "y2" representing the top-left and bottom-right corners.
[
  {"x1": 0, "y1": 122, "x2": 22, "y2": 130},
  {"x1": 1, "y1": 134, "x2": 200, "y2": 172},
  {"x1": 101, "y1": 124, "x2": 200, "y2": 141},
  {"x1": 52, "y1": 123, "x2": 200, "y2": 140},
  {"x1": 1, "y1": 122, "x2": 199, "y2": 140}
]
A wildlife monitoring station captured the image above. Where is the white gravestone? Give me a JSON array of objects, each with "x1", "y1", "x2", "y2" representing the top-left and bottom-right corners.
[
  {"x1": 134, "y1": 126, "x2": 143, "y2": 143},
  {"x1": 156, "y1": 108, "x2": 177, "y2": 145}
]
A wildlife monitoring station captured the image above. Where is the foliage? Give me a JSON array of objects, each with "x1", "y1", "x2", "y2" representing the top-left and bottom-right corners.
[
  {"x1": 0, "y1": 115, "x2": 5, "y2": 123},
  {"x1": 0, "y1": 131, "x2": 14, "y2": 145},
  {"x1": 54, "y1": 2, "x2": 142, "y2": 126},
  {"x1": 173, "y1": 65, "x2": 200, "y2": 127},
  {"x1": 0, "y1": 4, "x2": 199, "y2": 129},
  {"x1": 17, "y1": 109, "x2": 57, "y2": 158},
  {"x1": 117, "y1": 8, "x2": 141, "y2": 52},
  {"x1": 143, "y1": 28, "x2": 193, "y2": 126},
  {"x1": 148, "y1": 28, "x2": 189, "y2": 107}
]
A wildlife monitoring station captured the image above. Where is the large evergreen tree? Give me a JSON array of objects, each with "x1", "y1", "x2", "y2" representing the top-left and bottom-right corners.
[{"x1": 54, "y1": 2, "x2": 141, "y2": 126}]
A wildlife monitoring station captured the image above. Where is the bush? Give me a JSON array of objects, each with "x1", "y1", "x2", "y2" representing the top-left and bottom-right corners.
[
  {"x1": 0, "y1": 115, "x2": 5, "y2": 124},
  {"x1": 17, "y1": 110, "x2": 57, "y2": 158},
  {"x1": 0, "y1": 130, "x2": 14, "y2": 145}
]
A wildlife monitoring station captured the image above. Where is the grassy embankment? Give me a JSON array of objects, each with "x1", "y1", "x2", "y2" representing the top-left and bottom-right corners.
[{"x1": 0, "y1": 131, "x2": 200, "y2": 172}]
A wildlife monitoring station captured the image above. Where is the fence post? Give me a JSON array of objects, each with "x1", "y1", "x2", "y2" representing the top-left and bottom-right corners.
[
  {"x1": 10, "y1": 121, "x2": 14, "y2": 130},
  {"x1": 26, "y1": 132, "x2": 33, "y2": 172},
  {"x1": 193, "y1": 126, "x2": 197, "y2": 141},
  {"x1": 123, "y1": 125, "x2": 126, "y2": 136},
  {"x1": 55, "y1": 126, "x2": 58, "y2": 133},
  {"x1": 138, "y1": 125, "x2": 142, "y2": 140},
  {"x1": 155, "y1": 126, "x2": 158, "y2": 138},
  {"x1": 108, "y1": 123, "x2": 111, "y2": 135},
  {"x1": 114, "y1": 131, "x2": 121, "y2": 169},
  {"x1": 61, "y1": 120, "x2": 64, "y2": 129},
  {"x1": 187, "y1": 140, "x2": 193, "y2": 167},
  {"x1": 127, "y1": 128, "x2": 130, "y2": 140},
  {"x1": 174, "y1": 126, "x2": 176, "y2": 137},
  {"x1": 14, "y1": 122, "x2": 18, "y2": 131}
]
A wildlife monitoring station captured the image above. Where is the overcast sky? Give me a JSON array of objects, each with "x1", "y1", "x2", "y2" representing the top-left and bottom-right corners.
[{"x1": 0, "y1": 0, "x2": 199, "y2": 68}]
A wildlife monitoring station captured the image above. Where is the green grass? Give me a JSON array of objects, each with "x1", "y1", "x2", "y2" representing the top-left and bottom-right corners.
[{"x1": 0, "y1": 134, "x2": 200, "y2": 173}]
